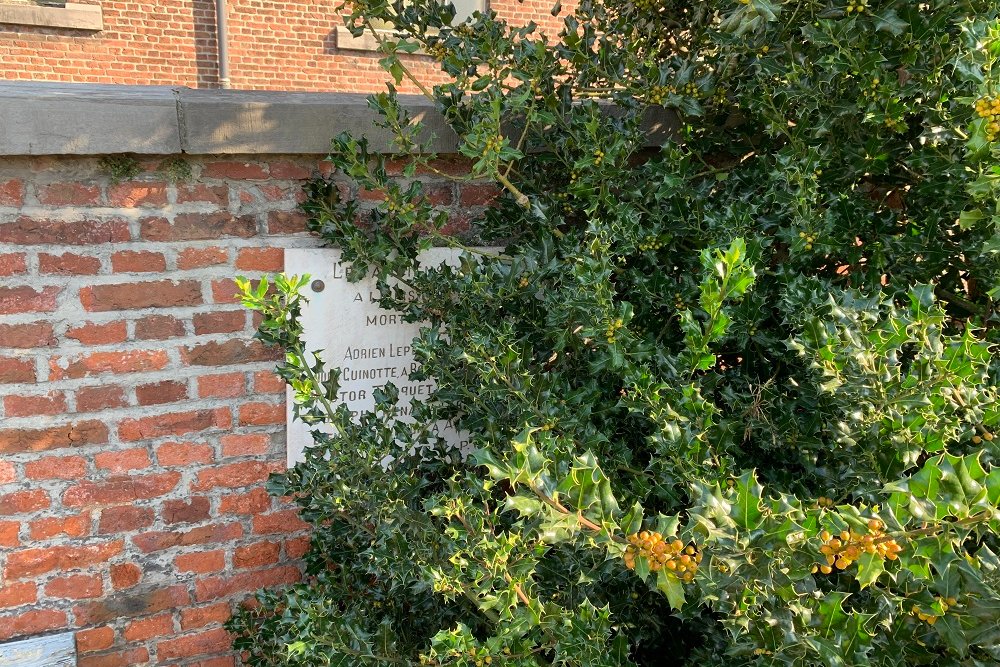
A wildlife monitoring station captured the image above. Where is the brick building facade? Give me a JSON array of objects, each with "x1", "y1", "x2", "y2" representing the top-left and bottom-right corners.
[{"x1": 0, "y1": 0, "x2": 566, "y2": 91}]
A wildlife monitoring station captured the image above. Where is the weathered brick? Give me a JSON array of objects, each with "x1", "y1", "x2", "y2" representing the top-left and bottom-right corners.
[
  {"x1": 63, "y1": 472, "x2": 181, "y2": 507},
  {"x1": 24, "y1": 454, "x2": 86, "y2": 480},
  {"x1": 209, "y1": 278, "x2": 248, "y2": 304},
  {"x1": 0, "y1": 217, "x2": 130, "y2": 245},
  {"x1": 141, "y1": 213, "x2": 256, "y2": 241},
  {"x1": 45, "y1": 573, "x2": 103, "y2": 600},
  {"x1": 268, "y1": 160, "x2": 311, "y2": 180},
  {"x1": 238, "y1": 401, "x2": 284, "y2": 426},
  {"x1": 420, "y1": 183, "x2": 452, "y2": 206},
  {"x1": 193, "y1": 310, "x2": 245, "y2": 335},
  {"x1": 118, "y1": 408, "x2": 230, "y2": 441},
  {"x1": 180, "y1": 602, "x2": 231, "y2": 630},
  {"x1": 65, "y1": 321, "x2": 128, "y2": 345},
  {"x1": 252, "y1": 509, "x2": 310, "y2": 535},
  {"x1": 0, "y1": 356, "x2": 35, "y2": 383},
  {"x1": 460, "y1": 183, "x2": 502, "y2": 206},
  {"x1": 4, "y1": 540, "x2": 123, "y2": 579},
  {"x1": 177, "y1": 246, "x2": 228, "y2": 269},
  {"x1": 220, "y1": 433, "x2": 269, "y2": 457},
  {"x1": 133, "y1": 314, "x2": 186, "y2": 340},
  {"x1": 0, "y1": 179, "x2": 24, "y2": 206},
  {"x1": 218, "y1": 488, "x2": 271, "y2": 515},
  {"x1": 0, "y1": 489, "x2": 49, "y2": 515},
  {"x1": 39, "y1": 252, "x2": 102, "y2": 275},
  {"x1": 0, "y1": 461, "x2": 13, "y2": 483},
  {"x1": 110, "y1": 563, "x2": 142, "y2": 590},
  {"x1": 73, "y1": 584, "x2": 189, "y2": 626},
  {"x1": 0, "y1": 420, "x2": 108, "y2": 454},
  {"x1": 266, "y1": 210, "x2": 308, "y2": 234},
  {"x1": 136, "y1": 380, "x2": 188, "y2": 406},
  {"x1": 98, "y1": 506, "x2": 155, "y2": 534},
  {"x1": 4, "y1": 391, "x2": 67, "y2": 417},
  {"x1": 0, "y1": 581, "x2": 37, "y2": 609},
  {"x1": 176, "y1": 184, "x2": 228, "y2": 206},
  {"x1": 191, "y1": 656, "x2": 236, "y2": 667},
  {"x1": 253, "y1": 370, "x2": 285, "y2": 393},
  {"x1": 193, "y1": 461, "x2": 274, "y2": 491},
  {"x1": 37, "y1": 182, "x2": 101, "y2": 206},
  {"x1": 194, "y1": 566, "x2": 300, "y2": 603},
  {"x1": 52, "y1": 350, "x2": 169, "y2": 379},
  {"x1": 0, "y1": 285, "x2": 60, "y2": 314},
  {"x1": 75, "y1": 626, "x2": 115, "y2": 653},
  {"x1": 0, "y1": 608, "x2": 68, "y2": 641},
  {"x1": 76, "y1": 386, "x2": 127, "y2": 412},
  {"x1": 175, "y1": 550, "x2": 226, "y2": 574},
  {"x1": 0, "y1": 521, "x2": 20, "y2": 547},
  {"x1": 197, "y1": 372, "x2": 246, "y2": 399},
  {"x1": 123, "y1": 613, "x2": 173, "y2": 641},
  {"x1": 235, "y1": 247, "x2": 283, "y2": 271},
  {"x1": 77, "y1": 647, "x2": 149, "y2": 667},
  {"x1": 286, "y1": 535, "x2": 311, "y2": 559},
  {"x1": 110, "y1": 250, "x2": 166, "y2": 273},
  {"x1": 183, "y1": 339, "x2": 279, "y2": 366},
  {"x1": 108, "y1": 182, "x2": 168, "y2": 207},
  {"x1": 0, "y1": 252, "x2": 27, "y2": 276},
  {"x1": 156, "y1": 441, "x2": 214, "y2": 466},
  {"x1": 28, "y1": 513, "x2": 90, "y2": 540},
  {"x1": 80, "y1": 279, "x2": 202, "y2": 311},
  {"x1": 203, "y1": 161, "x2": 269, "y2": 180},
  {"x1": 133, "y1": 522, "x2": 242, "y2": 553},
  {"x1": 234, "y1": 541, "x2": 280, "y2": 569},
  {"x1": 163, "y1": 496, "x2": 211, "y2": 525},
  {"x1": 94, "y1": 448, "x2": 152, "y2": 473}
]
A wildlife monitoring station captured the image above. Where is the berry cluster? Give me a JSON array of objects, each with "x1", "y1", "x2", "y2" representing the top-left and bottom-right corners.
[
  {"x1": 971, "y1": 431, "x2": 995, "y2": 444},
  {"x1": 845, "y1": 0, "x2": 867, "y2": 13},
  {"x1": 482, "y1": 135, "x2": 503, "y2": 156},
  {"x1": 648, "y1": 84, "x2": 675, "y2": 105},
  {"x1": 816, "y1": 496, "x2": 835, "y2": 508},
  {"x1": 606, "y1": 317, "x2": 624, "y2": 343},
  {"x1": 386, "y1": 200, "x2": 417, "y2": 215},
  {"x1": 911, "y1": 596, "x2": 958, "y2": 626},
  {"x1": 798, "y1": 230, "x2": 816, "y2": 251},
  {"x1": 593, "y1": 149, "x2": 605, "y2": 166},
  {"x1": 682, "y1": 82, "x2": 699, "y2": 98},
  {"x1": 426, "y1": 43, "x2": 449, "y2": 62},
  {"x1": 638, "y1": 236, "x2": 665, "y2": 251},
  {"x1": 624, "y1": 531, "x2": 702, "y2": 582},
  {"x1": 814, "y1": 519, "x2": 902, "y2": 574},
  {"x1": 975, "y1": 97, "x2": 1000, "y2": 142}
]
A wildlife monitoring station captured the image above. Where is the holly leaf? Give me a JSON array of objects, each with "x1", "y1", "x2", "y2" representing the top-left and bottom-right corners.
[
  {"x1": 656, "y1": 569, "x2": 686, "y2": 610},
  {"x1": 855, "y1": 551, "x2": 885, "y2": 589}
]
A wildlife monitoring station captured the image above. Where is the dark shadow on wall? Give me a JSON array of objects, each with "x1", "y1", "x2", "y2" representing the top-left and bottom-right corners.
[{"x1": 192, "y1": 0, "x2": 222, "y2": 88}]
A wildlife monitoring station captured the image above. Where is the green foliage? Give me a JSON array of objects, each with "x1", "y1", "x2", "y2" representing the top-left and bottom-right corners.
[
  {"x1": 157, "y1": 155, "x2": 193, "y2": 182},
  {"x1": 229, "y1": 1, "x2": 1000, "y2": 664},
  {"x1": 97, "y1": 154, "x2": 141, "y2": 183}
]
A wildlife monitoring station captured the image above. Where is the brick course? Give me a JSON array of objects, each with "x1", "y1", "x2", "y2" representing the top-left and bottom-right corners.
[{"x1": 0, "y1": 153, "x2": 495, "y2": 664}]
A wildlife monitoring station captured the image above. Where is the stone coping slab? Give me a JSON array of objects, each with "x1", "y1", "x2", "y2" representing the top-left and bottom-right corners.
[{"x1": 0, "y1": 82, "x2": 676, "y2": 156}]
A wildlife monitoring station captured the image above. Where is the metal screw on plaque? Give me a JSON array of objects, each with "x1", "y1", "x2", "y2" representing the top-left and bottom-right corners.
[{"x1": 311, "y1": 279, "x2": 326, "y2": 293}]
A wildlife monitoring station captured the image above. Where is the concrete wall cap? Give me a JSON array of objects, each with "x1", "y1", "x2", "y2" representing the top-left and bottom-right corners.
[{"x1": 0, "y1": 82, "x2": 675, "y2": 157}]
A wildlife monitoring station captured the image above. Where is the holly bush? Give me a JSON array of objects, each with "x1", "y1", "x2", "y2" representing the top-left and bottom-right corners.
[{"x1": 229, "y1": 1, "x2": 1000, "y2": 664}]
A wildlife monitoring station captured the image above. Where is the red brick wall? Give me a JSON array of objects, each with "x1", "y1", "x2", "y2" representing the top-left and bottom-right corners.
[
  {"x1": 0, "y1": 153, "x2": 493, "y2": 664},
  {"x1": 0, "y1": 0, "x2": 572, "y2": 92}
]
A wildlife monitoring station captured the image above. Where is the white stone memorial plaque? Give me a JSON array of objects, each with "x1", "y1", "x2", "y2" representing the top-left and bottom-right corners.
[
  {"x1": 283, "y1": 247, "x2": 469, "y2": 466},
  {"x1": 0, "y1": 632, "x2": 75, "y2": 667}
]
